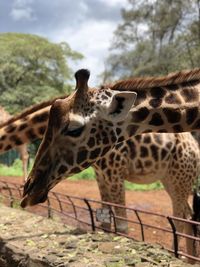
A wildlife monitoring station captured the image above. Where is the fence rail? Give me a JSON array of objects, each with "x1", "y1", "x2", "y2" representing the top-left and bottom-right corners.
[{"x1": 0, "y1": 180, "x2": 200, "y2": 263}]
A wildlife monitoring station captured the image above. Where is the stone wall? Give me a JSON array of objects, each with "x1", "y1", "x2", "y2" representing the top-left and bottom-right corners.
[{"x1": 0, "y1": 205, "x2": 196, "y2": 267}]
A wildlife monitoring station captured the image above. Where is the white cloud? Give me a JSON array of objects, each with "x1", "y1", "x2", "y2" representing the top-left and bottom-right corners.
[
  {"x1": 98, "y1": 0, "x2": 127, "y2": 7},
  {"x1": 50, "y1": 19, "x2": 117, "y2": 85},
  {"x1": 79, "y1": 1, "x2": 89, "y2": 13},
  {"x1": 14, "y1": 0, "x2": 33, "y2": 6},
  {"x1": 10, "y1": 0, "x2": 36, "y2": 21},
  {"x1": 4, "y1": 0, "x2": 128, "y2": 84},
  {"x1": 10, "y1": 7, "x2": 36, "y2": 21}
]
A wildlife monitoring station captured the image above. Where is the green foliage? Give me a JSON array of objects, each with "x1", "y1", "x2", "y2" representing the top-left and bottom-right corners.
[
  {"x1": 68, "y1": 167, "x2": 96, "y2": 180},
  {"x1": 0, "y1": 160, "x2": 96, "y2": 181},
  {"x1": 0, "y1": 159, "x2": 24, "y2": 176},
  {"x1": 12, "y1": 199, "x2": 21, "y2": 209},
  {"x1": 103, "y1": 0, "x2": 200, "y2": 80},
  {"x1": 0, "y1": 158, "x2": 33, "y2": 176},
  {"x1": 125, "y1": 181, "x2": 163, "y2": 191},
  {"x1": 0, "y1": 33, "x2": 83, "y2": 113}
]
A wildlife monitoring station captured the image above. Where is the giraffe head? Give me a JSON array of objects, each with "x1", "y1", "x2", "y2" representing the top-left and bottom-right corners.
[{"x1": 21, "y1": 69, "x2": 137, "y2": 207}]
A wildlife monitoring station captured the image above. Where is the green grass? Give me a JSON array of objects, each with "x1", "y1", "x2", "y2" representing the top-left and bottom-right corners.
[
  {"x1": 0, "y1": 159, "x2": 163, "y2": 191},
  {"x1": 0, "y1": 159, "x2": 26, "y2": 177},
  {"x1": 125, "y1": 180, "x2": 163, "y2": 191},
  {"x1": 68, "y1": 167, "x2": 95, "y2": 180},
  {"x1": 0, "y1": 158, "x2": 35, "y2": 177},
  {"x1": 69, "y1": 168, "x2": 163, "y2": 191}
]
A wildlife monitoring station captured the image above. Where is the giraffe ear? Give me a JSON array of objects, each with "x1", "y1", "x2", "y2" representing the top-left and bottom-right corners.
[{"x1": 102, "y1": 90, "x2": 137, "y2": 122}]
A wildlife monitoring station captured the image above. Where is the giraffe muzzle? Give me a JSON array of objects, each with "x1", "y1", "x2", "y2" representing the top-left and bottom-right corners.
[{"x1": 21, "y1": 190, "x2": 48, "y2": 208}]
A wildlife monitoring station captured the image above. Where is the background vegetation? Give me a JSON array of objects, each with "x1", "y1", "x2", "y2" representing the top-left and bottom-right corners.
[
  {"x1": 0, "y1": 33, "x2": 83, "y2": 113},
  {"x1": 102, "y1": 0, "x2": 200, "y2": 82}
]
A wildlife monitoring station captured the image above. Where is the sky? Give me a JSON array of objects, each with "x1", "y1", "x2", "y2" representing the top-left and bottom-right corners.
[{"x1": 0, "y1": 0, "x2": 128, "y2": 85}]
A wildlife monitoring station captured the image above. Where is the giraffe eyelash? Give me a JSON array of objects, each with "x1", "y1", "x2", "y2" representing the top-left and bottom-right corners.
[{"x1": 63, "y1": 125, "x2": 85, "y2": 137}]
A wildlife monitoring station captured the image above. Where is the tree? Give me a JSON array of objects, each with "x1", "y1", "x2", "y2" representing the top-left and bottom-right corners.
[
  {"x1": 103, "y1": 0, "x2": 200, "y2": 81},
  {"x1": 0, "y1": 33, "x2": 83, "y2": 113}
]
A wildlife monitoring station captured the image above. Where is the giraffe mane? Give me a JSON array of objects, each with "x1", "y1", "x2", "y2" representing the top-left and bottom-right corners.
[
  {"x1": 0, "y1": 106, "x2": 10, "y2": 116},
  {"x1": 0, "y1": 105, "x2": 12, "y2": 124},
  {"x1": 0, "y1": 95, "x2": 68, "y2": 128},
  {"x1": 111, "y1": 68, "x2": 200, "y2": 91},
  {"x1": 2, "y1": 68, "x2": 199, "y2": 128}
]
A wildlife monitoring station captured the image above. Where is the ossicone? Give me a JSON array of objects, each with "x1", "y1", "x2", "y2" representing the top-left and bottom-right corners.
[{"x1": 75, "y1": 69, "x2": 90, "y2": 92}]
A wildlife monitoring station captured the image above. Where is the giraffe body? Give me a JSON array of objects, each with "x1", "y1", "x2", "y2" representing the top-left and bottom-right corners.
[
  {"x1": 94, "y1": 132, "x2": 200, "y2": 257},
  {"x1": 94, "y1": 133, "x2": 200, "y2": 231},
  {"x1": 0, "y1": 106, "x2": 29, "y2": 180}
]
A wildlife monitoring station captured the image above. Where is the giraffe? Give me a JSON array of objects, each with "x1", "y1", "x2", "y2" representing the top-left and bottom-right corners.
[
  {"x1": 0, "y1": 90, "x2": 199, "y2": 256},
  {"x1": 20, "y1": 68, "x2": 200, "y2": 209},
  {"x1": 0, "y1": 106, "x2": 29, "y2": 181}
]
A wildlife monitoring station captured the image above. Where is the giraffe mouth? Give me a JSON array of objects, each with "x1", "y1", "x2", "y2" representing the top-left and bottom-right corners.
[
  {"x1": 20, "y1": 179, "x2": 48, "y2": 208},
  {"x1": 20, "y1": 169, "x2": 51, "y2": 208},
  {"x1": 21, "y1": 190, "x2": 48, "y2": 208}
]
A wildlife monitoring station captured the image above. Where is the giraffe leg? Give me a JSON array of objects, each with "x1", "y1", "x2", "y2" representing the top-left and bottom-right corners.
[
  {"x1": 192, "y1": 192, "x2": 200, "y2": 258},
  {"x1": 94, "y1": 160, "x2": 128, "y2": 233},
  {"x1": 162, "y1": 175, "x2": 195, "y2": 260},
  {"x1": 17, "y1": 144, "x2": 29, "y2": 182},
  {"x1": 162, "y1": 134, "x2": 200, "y2": 262},
  {"x1": 173, "y1": 200, "x2": 196, "y2": 263}
]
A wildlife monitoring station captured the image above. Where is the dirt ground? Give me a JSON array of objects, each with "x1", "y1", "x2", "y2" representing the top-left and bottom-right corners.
[
  {"x1": 0, "y1": 175, "x2": 173, "y2": 213},
  {"x1": 0, "y1": 175, "x2": 194, "y2": 254}
]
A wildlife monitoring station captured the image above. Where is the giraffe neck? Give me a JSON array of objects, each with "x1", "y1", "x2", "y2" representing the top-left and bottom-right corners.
[
  {"x1": 0, "y1": 94, "x2": 68, "y2": 153},
  {"x1": 1, "y1": 78, "x2": 200, "y2": 153},
  {"x1": 116, "y1": 81, "x2": 200, "y2": 139},
  {"x1": 0, "y1": 106, "x2": 50, "y2": 152}
]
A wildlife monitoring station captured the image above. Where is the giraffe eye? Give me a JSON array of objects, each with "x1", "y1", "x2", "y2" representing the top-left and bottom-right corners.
[{"x1": 64, "y1": 126, "x2": 85, "y2": 137}]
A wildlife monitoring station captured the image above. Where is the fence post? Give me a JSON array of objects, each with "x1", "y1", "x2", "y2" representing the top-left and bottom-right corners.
[
  {"x1": 109, "y1": 207, "x2": 117, "y2": 233},
  {"x1": 167, "y1": 216, "x2": 179, "y2": 258},
  {"x1": 52, "y1": 192, "x2": 63, "y2": 213},
  {"x1": 84, "y1": 198, "x2": 95, "y2": 231},
  {"x1": 47, "y1": 197, "x2": 52, "y2": 218},
  {"x1": 67, "y1": 196, "x2": 78, "y2": 220},
  {"x1": 134, "y1": 210, "x2": 145, "y2": 242},
  {"x1": 4, "y1": 182, "x2": 14, "y2": 208}
]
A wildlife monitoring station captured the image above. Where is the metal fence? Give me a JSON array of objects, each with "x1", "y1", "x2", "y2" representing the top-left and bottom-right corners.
[{"x1": 0, "y1": 180, "x2": 200, "y2": 263}]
